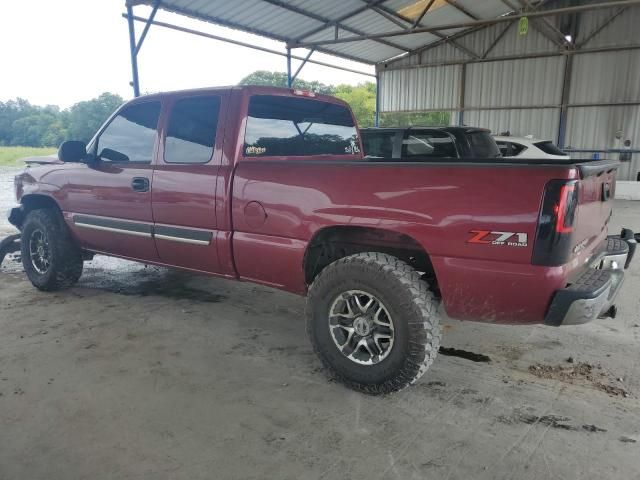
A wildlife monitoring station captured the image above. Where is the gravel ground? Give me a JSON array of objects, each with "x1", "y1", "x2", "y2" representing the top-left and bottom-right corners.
[{"x1": 1, "y1": 165, "x2": 639, "y2": 480}]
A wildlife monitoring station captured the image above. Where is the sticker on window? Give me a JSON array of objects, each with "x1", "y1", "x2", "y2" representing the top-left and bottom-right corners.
[
  {"x1": 246, "y1": 146, "x2": 267, "y2": 155},
  {"x1": 345, "y1": 139, "x2": 360, "y2": 154}
]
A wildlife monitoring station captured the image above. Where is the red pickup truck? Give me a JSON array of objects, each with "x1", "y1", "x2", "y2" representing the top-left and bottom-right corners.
[{"x1": 8, "y1": 86, "x2": 637, "y2": 394}]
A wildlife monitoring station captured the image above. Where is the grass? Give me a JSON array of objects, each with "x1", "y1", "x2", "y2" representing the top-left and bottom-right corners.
[{"x1": 0, "y1": 146, "x2": 57, "y2": 166}]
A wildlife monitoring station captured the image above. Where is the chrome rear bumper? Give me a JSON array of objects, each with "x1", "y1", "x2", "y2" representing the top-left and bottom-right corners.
[{"x1": 545, "y1": 230, "x2": 637, "y2": 326}]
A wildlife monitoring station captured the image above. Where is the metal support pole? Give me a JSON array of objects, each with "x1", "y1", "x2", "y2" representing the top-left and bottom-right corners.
[
  {"x1": 286, "y1": 47, "x2": 292, "y2": 87},
  {"x1": 291, "y1": 48, "x2": 315, "y2": 83},
  {"x1": 557, "y1": 54, "x2": 573, "y2": 149},
  {"x1": 375, "y1": 74, "x2": 380, "y2": 127},
  {"x1": 458, "y1": 63, "x2": 466, "y2": 126},
  {"x1": 135, "y1": 0, "x2": 161, "y2": 55},
  {"x1": 125, "y1": 14, "x2": 376, "y2": 78},
  {"x1": 126, "y1": 4, "x2": 141, "y2": 97}
]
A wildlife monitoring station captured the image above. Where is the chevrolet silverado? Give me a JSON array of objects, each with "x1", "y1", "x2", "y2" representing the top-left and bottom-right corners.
[{"x1": 7, "y1": 86, "x2": 637, "y2": 394}]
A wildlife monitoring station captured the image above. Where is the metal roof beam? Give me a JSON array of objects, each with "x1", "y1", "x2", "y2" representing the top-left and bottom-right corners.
[
  {"x1": 412, "y1": 0, "x2": 438, "y2": 28},
  {"x1": 481, "y1": 21, "x2": 514, "y2": 59},
  {"x1": 443, "y1": 0, "x2": 480, "y2": 20},
  {"x1": 379, "y1": 42, "x2": 640, "y2": 71},
  {"x1": 354, "y1": 1, "x2": 483, "y2": 59},
  {"x1": 290, "y1": 0, "x2": 640, "y2": 48},
  {"x1": 260, "y1": 0, "x2": 408, "y2": 53},
  {"x1": 123, "y1": 14, "x2": 376, "y2": 76},
  {"x1": 294, "y1": 0, "x2": 388, "y2": 41},
  {"x1": 508, "y1": 0, "x2": 569, "y2": 48},
  {"x1": 576, "y1": 6, "x2": 627, "y2": 48},
  {"x1": 134, "y1": 0, "x2": 161, "y2": 55}
]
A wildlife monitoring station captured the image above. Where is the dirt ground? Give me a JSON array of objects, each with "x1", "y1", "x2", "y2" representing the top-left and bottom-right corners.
[{"x1": 1, "y1": 165, "x2": 639, "y2": 479}]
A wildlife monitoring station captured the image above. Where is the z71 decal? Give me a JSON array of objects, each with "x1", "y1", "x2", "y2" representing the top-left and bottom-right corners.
[{"x1": 467, "y1": 230, "x2": 528, "y2": 247}]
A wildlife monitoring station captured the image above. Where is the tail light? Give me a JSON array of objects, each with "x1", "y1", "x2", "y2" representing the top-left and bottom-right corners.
[{"x1": 532, "y1": 180, "x2": 580, "y2": 266}]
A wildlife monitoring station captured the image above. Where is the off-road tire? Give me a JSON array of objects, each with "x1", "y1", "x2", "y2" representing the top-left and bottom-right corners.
[
  {"x1": 306, "y1": 252, "x2": 441, "y2": 394},
  {"x1": 21, "y1": 209, "x2": 83, "y2": 291}
]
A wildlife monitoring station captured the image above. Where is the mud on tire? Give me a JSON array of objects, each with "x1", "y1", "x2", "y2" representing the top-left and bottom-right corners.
[
  {"x1": 306, "y1": 252, "x2": 441, "y2": 394},
  {"x1": 21, "y1": 209, "x2": 83, "y2": 291}
]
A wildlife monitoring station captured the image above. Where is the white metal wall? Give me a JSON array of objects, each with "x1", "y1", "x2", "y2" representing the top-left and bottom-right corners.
[{"x1": 378, "y1": 4, "x2": 640, "y2": 180}]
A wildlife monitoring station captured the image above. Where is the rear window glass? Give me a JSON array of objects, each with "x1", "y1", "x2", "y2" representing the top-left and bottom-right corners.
[
  {"x1": 534, "y1": 141, "x2": 566, "y2": 156},
  {"x1": 362, "y1": 131, "x2": 395, "y2": 158},
  {"x1": 402, "y1": 131, "x2": 457, "y2": 158},
  {"x1": 497, "y1": 141, "x2": 526, "y2": 157},
  {"x1": 244, "y1": 95, "x2": 359, "y2": 157},
  {"x1": 468, "y1": 132, "x2": 501, "y2": 158},
  {"x1": 165, "y1": 95, "x2": 220, "y2": 164}
]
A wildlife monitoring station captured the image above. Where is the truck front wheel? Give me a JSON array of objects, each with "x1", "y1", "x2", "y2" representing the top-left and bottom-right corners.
[
  {"x1": 306, "y1": 252, "x2": 441, "y2": 394},
  {"x1": 21, "y1": 209, "x2": 83, "y2": 291}
]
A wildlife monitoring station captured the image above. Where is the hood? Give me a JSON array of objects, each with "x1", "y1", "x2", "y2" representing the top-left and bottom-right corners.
[{"x1": 22, "y1": 154, "x2": 62, "y2": 165}]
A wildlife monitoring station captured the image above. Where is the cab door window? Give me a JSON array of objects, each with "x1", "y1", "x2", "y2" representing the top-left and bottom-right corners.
[
  {"x1": 164, "y1": 95, "x2": 221, "y2": 164},
  {"x1": 96, "y1": 101, "x2": 161, "y2": 163}
]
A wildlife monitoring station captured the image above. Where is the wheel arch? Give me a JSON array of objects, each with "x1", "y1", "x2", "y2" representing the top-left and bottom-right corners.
[
  {"x1": 11, "y1": 194, "x2": 62, "y2": 229},
  {"x1": 303, "y1": 225, "x2": 438, "y2": 291}
]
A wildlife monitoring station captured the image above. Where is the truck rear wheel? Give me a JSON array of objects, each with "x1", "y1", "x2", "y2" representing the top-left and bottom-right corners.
[
  {"x1": 21, "y1": 209, "x2": 83, "y2": 291},
  {"x1": 306, "y1": 252, "x2": 441, "y2": 394}
]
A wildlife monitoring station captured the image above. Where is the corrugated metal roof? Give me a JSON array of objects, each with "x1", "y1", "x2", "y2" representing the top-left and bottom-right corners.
[{"x1": 130, "y1": 0, "x2": 513, "y2": 64}]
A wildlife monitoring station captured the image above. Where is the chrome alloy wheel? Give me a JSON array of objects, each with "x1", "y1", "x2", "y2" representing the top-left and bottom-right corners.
[
  {"x1": 29, "y1": 229, "x2": 51, "y2": 274},
  {"x1": 328, "y1": 290, "x2": 395, "y2": 365}
]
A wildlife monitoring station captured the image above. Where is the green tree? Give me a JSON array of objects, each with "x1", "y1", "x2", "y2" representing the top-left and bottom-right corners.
[
  {"x1": 0, "y1": 93, "x2": 124, "y2": 147},
  {"x1": 239, "y1": 70, "x2": 334, "y2": 95},
  {"x1": 0, "y1": 98, "x2": 38, "y2": 146},
  {"x1": 65, "y1": 92, "x2": 124, "y2": 143},
  {"x1": 333, "y1": 82, "x2": 377, "y2": 127}
]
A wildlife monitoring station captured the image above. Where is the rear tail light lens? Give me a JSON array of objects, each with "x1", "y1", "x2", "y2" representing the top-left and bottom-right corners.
[
  {"x1": 555, "y1": 184, "x2": 578, "y2": 234},
  {"x1": 532, "y1": 180, "x2": 579, "y2": 266}
]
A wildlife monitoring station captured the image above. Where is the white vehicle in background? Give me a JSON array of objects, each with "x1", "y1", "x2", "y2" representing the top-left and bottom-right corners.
[{"x1": 494, "y1": 135, "x2": 570, "y2": 160}]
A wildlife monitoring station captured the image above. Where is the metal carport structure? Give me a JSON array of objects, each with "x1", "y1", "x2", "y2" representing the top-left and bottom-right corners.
[{"x1": 124, "y1": 0, "x2": 640, "y2": 173}]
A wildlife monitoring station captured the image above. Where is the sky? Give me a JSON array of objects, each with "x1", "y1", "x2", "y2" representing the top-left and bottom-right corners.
[{"x1": 0, "y1": 0, "x2": 374, "y2": 108}]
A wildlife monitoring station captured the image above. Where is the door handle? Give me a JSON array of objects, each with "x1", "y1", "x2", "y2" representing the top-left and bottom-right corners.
[{"x1": 131, "y1": 177, "x2": 150, "y2": 192}]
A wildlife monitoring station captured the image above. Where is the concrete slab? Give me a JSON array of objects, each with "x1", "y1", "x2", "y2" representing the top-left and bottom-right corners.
[{"x1": 1, "y1": 174, "x2": 639, "y2": 479}]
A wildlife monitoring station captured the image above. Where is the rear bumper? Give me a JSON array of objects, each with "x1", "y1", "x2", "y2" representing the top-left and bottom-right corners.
[{"x1": 545, "y1": 230, "x2": 637, "y2": 326}]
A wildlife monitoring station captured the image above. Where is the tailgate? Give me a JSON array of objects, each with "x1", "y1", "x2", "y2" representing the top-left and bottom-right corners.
[
  {"x1": 532, "y1": 160, "x2": 619, "y2": 269},
  {"x1": 571, "y1": 160, "x2": 618, "y2": 260}
]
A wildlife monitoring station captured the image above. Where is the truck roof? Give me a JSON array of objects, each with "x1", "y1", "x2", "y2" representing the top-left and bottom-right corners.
[{"x1": 127, "y1": 85, "x2": 350, "y2": 108}]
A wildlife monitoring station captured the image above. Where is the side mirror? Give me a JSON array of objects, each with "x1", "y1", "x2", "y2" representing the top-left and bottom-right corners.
[
  {"x1": 58, "y1": 140, "x2": 87, "y2": 163},
  {"x1": 99, "y1": 148, "x2": 129, "y2": 163}
]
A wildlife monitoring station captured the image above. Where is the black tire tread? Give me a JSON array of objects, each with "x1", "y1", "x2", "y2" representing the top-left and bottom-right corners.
[
  {"x1": 21, "y1": 209, "x2": 83, "y2": 291},
  {"x1": 306, "y1": 252, "x2": 441, "y2": 395}
]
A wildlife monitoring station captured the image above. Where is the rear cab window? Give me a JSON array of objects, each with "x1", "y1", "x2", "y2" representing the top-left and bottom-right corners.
[
  {"x1": 243, "y1": 95, "x2": 360, "y2": 157},
  {"x1": 164, "y1": 95, "x2": 221, "y2": 164},
  {"x1": 402, "y1": 131, "x2": 457, "y2": 158}
]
